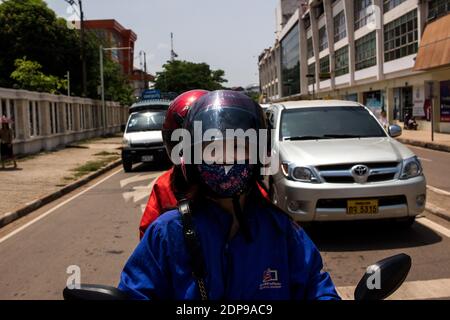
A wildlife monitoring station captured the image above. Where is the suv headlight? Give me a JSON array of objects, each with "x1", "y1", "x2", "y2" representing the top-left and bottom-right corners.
[
  {"x1": 400, "y1": 156, "x2": 422, "y2": 179},
  {"x1": 122, "y1": 138, "x2": 131, "y2": 148},
  {"x1": 281, "y1": 162, "x2": 319, "y2": 183}
]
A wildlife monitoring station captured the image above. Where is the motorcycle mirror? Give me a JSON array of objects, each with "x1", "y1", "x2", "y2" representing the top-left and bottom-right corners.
[
  {"x1": 63, "y1": 284, "x2": 129, "y2": 300},
  {"x1": 354, "y1": 253, "x2": 411, "y2": 300}
]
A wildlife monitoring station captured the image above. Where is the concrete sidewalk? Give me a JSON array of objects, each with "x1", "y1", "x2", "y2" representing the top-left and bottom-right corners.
[
  {"x1": 0, "y1": 136, "x2": 122, "y2": 218},
  {"x1": 397, "y1": 129, "x2": 450, "y2": 153}
]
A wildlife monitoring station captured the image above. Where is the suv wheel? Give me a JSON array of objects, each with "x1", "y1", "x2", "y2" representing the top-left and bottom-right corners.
[{"x1": 123, "y1": 160, "x2": 133, "y2": 172}]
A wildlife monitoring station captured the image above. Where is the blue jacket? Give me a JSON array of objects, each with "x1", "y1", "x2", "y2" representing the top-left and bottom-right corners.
[{"x1": 119, "y1": 199, "x2": 340, "y2": 300}]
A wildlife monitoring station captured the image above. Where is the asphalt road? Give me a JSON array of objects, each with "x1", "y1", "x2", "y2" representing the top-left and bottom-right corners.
[
  {"x1": 1, "y1": 157, "x2": 450, "y2": 300},
  {"x1": 409, "y1": 145, "x2": 450, "y2": 192}
]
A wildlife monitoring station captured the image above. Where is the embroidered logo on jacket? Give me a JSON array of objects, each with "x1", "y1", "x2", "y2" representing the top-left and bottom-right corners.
[{"x1": 259, "y1": 268, "x2": 282, "y2": 290}]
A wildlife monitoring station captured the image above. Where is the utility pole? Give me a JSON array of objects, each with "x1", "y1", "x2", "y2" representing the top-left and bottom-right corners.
[
  {"x1": 170, "y1": 32, "x2": 178, "y2": 61},
  {"x1": 79, "y1": 0, "x2": 87, "y2": 97},
  {"x1": 99, "y1": 45, "x2": 105, "y2": 134},
  {"x1": 143, "y1": 51, "x2": 148, "y2": 90},
  {"x1": 100, "y1": 46, "x2": 132, "y2": 134}
]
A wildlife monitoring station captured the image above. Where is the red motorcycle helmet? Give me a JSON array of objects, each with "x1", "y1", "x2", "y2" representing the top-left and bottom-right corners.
[{"x1": 162, "y1": 89, "x2": 209, "y2": 159}]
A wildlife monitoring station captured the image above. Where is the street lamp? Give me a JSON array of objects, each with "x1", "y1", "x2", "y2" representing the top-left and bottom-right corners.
[{"x1": 99, "y1": 46, "x2": 132, "y2": 134}]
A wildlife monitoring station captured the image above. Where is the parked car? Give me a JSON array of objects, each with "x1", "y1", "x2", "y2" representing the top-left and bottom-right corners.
[
  {"x1": 264, "y1": 100, "x2": 426, "y2": 227},
  {"x1": 121, "y1": 111, "x2": 168, "y2": 172}
]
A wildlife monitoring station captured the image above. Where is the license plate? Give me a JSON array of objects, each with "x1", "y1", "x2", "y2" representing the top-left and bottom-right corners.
[
  {"x1": 347, "y1": 199, "x2": 379, "y2": 215},
  {"x1": 141, "y1": 155, "x2": 154, "y2": 162}
]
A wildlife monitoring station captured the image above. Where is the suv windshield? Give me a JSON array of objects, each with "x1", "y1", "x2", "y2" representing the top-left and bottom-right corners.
[
  {"x1": 126, "y1": 111, "x2": 166, "y2": 133},
  {"x1": 280, "y1": 107, "x2": 387, "y2": 141}
]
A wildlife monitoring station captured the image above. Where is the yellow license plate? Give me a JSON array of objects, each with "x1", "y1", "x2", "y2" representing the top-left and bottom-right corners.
[{"x1": 347, "y1": 199, "x2": 379, "y2": 215}]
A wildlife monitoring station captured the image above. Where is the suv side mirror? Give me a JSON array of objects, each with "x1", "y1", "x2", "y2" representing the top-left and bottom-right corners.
[
  {"x1": 120, "y1": 124, "x2": 126, "y2": 132},
  {"x1": 63, "y1": 284, "x2": 129, "y2": 300},
  {"x1": 354, "y1": 253, "x2": 411, "y2": 300},
  {"x1": 388, "y1": 125, "x2": 402, "y2": 138}
]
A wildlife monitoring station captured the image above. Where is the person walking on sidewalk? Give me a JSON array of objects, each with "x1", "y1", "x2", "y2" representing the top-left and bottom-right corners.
[{"x1": 0, "y1": 118, "x2": 17, "y2": 169}]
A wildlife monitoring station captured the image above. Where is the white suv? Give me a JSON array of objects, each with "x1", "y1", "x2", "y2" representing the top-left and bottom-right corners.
[{"x1": 264, "y1": 100, "x2": 426, "y2": 227}]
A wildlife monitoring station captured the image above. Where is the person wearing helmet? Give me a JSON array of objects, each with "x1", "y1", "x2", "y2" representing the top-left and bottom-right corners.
[
  {"x1": 119, "y1": 90, "x2": 340, "y2": 300},
  {"x1": 139, "y1": 89, "x2": 209, "y2": 239},
  {"x1": 139, "y1": 89, "x2": 270, "y2": 239}
]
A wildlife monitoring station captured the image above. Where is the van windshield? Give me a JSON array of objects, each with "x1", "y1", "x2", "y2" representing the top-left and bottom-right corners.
[
  {"x1": 280, "y1": 107, "x2": 387, "y2": 141},
  {"x1": 126, "y1": 111, "x2": 166, "y2": 133}
]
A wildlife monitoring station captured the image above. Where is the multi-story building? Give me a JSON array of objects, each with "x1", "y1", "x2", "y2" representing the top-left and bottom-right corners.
[
  {"x1": 259, "y1": 0, "x2": 450, "y2": 133},
  {"x1": 74, "y1": 19, "x2": 154, "y2": 97}
]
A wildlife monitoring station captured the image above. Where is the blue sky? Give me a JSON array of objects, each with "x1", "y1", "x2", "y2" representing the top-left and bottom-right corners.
[{"x1": 45, "y1": 0, "x2": 278, "y2": 87}]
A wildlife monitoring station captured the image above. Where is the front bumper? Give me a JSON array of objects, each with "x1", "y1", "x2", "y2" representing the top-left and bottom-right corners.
[
  {"x1": 273, "y1": 175, "x2": 426, "y2": 222},
  {"x1": 122, "y1": 146, "x2": 168, "y2": 164}
]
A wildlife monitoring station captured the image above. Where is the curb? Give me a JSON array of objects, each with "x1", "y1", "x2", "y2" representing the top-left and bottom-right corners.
[
  {"x1": 397, "y1": 138, "x2": 450, "y2": 153},
  {"x1": 0, "y1": 159, "x2": 123, "y2": 229}
]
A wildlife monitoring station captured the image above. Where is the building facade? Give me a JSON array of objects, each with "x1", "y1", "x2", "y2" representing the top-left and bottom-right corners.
[
  {"x1": 259, "y1": 0, "x2": 450, "y2": 133},
  {"x1": 80, "y1": 19, "x2": 137, "y2": 76}
]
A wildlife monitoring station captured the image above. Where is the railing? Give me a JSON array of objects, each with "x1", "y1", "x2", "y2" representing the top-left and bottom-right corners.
[{"x1": 0, "y1": 87, "x2": 129, "y2": 155}]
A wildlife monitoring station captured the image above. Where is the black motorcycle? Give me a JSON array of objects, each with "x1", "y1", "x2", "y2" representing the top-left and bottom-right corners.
[{"x1": 63, "y1": 253, "x2": 411, "y2": 301}]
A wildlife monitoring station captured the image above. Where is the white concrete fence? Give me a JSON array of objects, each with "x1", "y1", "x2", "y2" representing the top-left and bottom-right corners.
[{"x1": 0, "y1": 87, "x2": 129, "y2": 156}]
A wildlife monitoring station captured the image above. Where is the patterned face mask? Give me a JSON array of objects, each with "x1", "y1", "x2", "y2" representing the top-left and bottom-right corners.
[{"x1": 196, "y1": 164, "x2": 254, "y2": 198}]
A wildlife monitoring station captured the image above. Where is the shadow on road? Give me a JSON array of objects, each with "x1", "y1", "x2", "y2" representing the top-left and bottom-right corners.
[{"x1": 304, "y1": 220, "x2": 442, "y2": 252}]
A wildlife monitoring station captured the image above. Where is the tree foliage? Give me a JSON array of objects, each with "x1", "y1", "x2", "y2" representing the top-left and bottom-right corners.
[
  {"x1": 10, "y1": 57, "x2": 67, "y2": 93},
  {"x1": 0, "y1": 0, "x2": 134, "y2": 104},
  {"x1": 154, "y1": 60, "x2": 227, "y2": 93}
]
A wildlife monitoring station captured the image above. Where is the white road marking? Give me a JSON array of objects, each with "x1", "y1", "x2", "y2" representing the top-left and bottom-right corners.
[
  {"x1": 337, "y1": 278, "x2": 450, "y2": 300},
  {"x1": 120, "y1": 172, "x2": 160, "y2": 204},
  {"x1": 0, "y1": 168, "x2": 123, "y2": 245},
  {"x1": 419, "y1": 157, "x2": 432, "y2": 162},
  {"x1": 119, "y1": 172, "x2": 160, "y2": 188},
  {"x1": 416, "y1": 217, "x2": 450, "y2": 238},
  {"x1": 427, "y1": 185, "x2": 450, "y2": 197}
]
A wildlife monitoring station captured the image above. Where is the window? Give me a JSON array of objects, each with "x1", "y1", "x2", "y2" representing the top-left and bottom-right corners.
[
  {"x1": 315, "y1": 3, "x2": 325, "y2": 19},
  {"x1": 354, "y1": 0, "x2": 374, "y2": 30},
  {"x1": 428, "y1": 0, "x2": 450, "y2": 21},
  {"x1": 334, "y1": 11, "x2": 347, "y2": 43},
  {"x1": 280, "y1": 107, "x2": 386, "y2": 141},
  {"x1": 304, "y1": 14, "x2": 311, "y2": 30},
  {"x1": 307, "y1": 37, "x2": 314, "y2": 58},
  {"x1": 384, "y1": 10, "x2": 418, "y2": 62},
  {"x1": 319, "y1": 26, "x2": 328, "y2": 52},
  {"x1": 335, "y1": 46, "x2": 349, "y2": 76},
  {"x1": 281, "y1": 25, "x2": 300, "y2": 97},
  {"x1": 319, "y1": 56, "x2": 330, "y2": 79},
  {"x1": 355, "y1": 31, "x2": 376, "y2": 70},
  {"x1": 307, "y1": 63, "x2": 316, "y2": 85},
  {"x1": 383, "y1": 0, "x2": 407, "y2": 13}
]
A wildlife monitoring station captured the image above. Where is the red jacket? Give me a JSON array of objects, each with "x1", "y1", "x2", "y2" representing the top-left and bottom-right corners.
[{"x1": 139, "y1": 167, "x2": 270, "y2": 239}]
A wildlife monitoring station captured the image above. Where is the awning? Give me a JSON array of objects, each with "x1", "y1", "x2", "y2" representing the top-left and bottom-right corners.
[{"x1": 413, "y1": 14, "x2": 450, "y2": 71}]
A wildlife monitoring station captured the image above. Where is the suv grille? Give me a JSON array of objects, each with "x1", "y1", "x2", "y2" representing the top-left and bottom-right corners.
[{"x1": 316, "y1": 162, "x2": 399, "y2": 184}]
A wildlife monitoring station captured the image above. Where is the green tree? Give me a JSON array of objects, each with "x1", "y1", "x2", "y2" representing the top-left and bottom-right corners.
[
  {"x1": 0, "y1": 0, "x2": 134, "y2": 104},
  {"x1": 154, "y1": 60, "x2": 227, "y2": 93},
  {"x1": 11, "y1": 57, "x2": 67, "y2": 94}
]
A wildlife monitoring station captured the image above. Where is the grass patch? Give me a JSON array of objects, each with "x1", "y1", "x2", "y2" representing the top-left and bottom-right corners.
[
  {"x1": 94, "y1": 151, "x2": 119, "y2": 157},
  {"x1": 70, "y1": 155, "x2": 120, "y2": 179}
]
